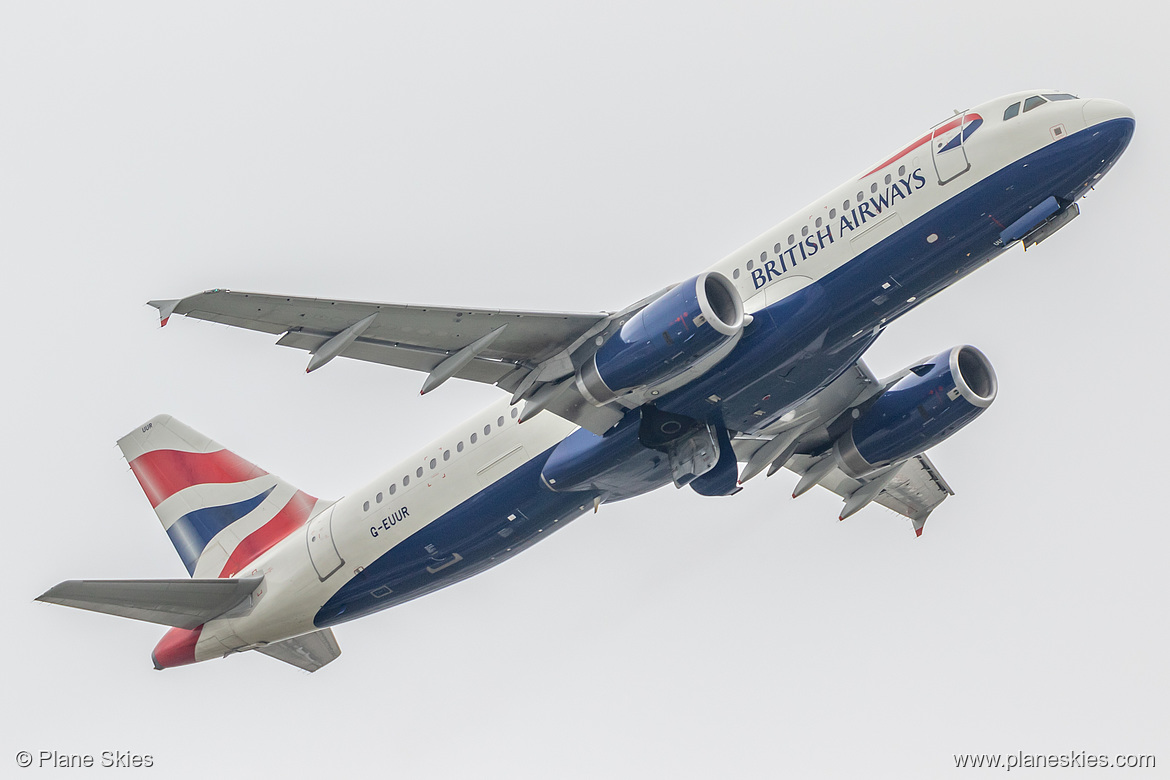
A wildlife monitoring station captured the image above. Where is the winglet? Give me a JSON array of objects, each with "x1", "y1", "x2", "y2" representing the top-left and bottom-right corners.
[
  {"x1": 147, "y1": 299, "x2": 181, "y2": 328},
  {"x1": 912, "y1": 514, "x2": 928, "y2": 538}
]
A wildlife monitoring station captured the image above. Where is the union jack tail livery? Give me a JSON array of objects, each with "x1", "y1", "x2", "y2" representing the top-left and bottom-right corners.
[
  {"x1": 39, "y1": 416, "x2": 343, "y2": 672},
  {"x1": 118, "y1": 415, "x2": 319, "y2": 579}
]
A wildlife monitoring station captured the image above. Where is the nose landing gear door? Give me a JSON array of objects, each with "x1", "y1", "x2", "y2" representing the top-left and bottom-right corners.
[
  {"x1": 931, "y1": 112, "x2": 973, "y2": 185},
  {"x1": 307, "y1": 505, "x2": 344, "y2": 581}
]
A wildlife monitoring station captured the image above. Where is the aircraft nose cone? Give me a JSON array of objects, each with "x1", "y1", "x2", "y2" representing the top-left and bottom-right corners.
[{"x1": 1082, "y1": 98, "x2": 1135, "y2": 127}]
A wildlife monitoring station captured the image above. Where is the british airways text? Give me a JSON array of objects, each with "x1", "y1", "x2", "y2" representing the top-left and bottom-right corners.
[{"x1": 751, "y1": 168, "x2": 927, "y2": 289}]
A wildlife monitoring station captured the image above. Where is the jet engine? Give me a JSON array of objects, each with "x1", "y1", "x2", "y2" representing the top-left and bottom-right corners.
[
  {"x1": 833, "y1": 345, "x2": 997, "y2": 478},
  {"x1": 576, "y1": 272, "x2": 744, "y2": 405}
]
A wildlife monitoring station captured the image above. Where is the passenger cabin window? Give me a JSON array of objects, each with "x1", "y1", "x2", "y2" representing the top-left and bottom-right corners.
[
  {"x1": 1023, "y1": 95, "x2": 1047, "y2": 113},
  {"x1": 376, "y1": 492, "x2": 383, "y2": 503},
  {"x1": 403, "y1": 475, "x2": 410, "y2": 486},
  {"x1": 1004, "y1": 102, "x2": 1020, "y2": 120},
  {"x1": 389, "y1": 484, "x2": 397, "y2": 495},
  {"x1": 363, "y1": 501, "x2": 370, "y2": 512}
]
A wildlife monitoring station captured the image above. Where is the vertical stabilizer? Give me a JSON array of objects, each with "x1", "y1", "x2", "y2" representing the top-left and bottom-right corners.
[{"x1": 118, "y1": 416, "x2": 319, "y2": 578}]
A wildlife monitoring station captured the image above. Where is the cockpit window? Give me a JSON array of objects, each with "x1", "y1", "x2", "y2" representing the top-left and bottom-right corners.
[
  {"x1": 1004, "y1": 102, "x2": 1021, "y2": 120},
  {"x1": 1023, "y1": 95, "x2": 1048, "y2": 112},
  {"x1": 1043, "y1": 93, "x2": 1077, "y2": 101}
]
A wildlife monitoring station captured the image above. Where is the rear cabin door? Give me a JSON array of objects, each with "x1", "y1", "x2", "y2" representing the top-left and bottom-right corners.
[{"x1": 307, "y1": 505, "x2": 344, "y2": 581}]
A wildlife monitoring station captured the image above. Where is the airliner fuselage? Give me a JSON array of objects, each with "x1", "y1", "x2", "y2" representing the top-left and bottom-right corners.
[{"x1": 39, "y1": 90, "x2": 1135, "y2": 670}]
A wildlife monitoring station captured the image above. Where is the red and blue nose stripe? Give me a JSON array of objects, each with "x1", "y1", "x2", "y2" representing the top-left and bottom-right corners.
[
  {"x1": 861, "y1": 113, "x2": 983, "y2": 178},
  {"x1": 937, "y1": 114, "x2": 983, "y2": 153}
]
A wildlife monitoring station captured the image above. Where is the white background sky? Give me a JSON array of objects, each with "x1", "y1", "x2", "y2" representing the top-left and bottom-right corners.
[{"x1": 2, "y1": 2, "x2": 1166, "y2": 778}]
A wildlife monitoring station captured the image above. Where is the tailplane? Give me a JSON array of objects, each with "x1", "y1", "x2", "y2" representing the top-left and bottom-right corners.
[
  {"x1": 117, "y1": 415, "x2": 319, "y2": 578},
  {"x1": 36, "y1": 577, "x2": 263, "y2": 629}
]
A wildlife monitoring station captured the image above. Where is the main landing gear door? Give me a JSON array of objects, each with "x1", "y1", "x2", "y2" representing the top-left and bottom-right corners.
[
  {"x1": 307, "y1": 505, "x2": 344, "y2": 581},
  {"x1": 931, "y1": 113, "x2": 972, "y2": 185}
]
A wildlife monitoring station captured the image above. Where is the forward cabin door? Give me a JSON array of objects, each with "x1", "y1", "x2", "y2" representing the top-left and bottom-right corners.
[
  {"x1": 930, "y1": 113, "x2": 972, "y2": 185},
  {"x1": 307, "y1": 505, "x2": 344, "y2": 581}
]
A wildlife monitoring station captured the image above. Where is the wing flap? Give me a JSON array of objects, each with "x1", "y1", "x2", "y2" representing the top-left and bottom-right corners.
[
  {"x1": 784, "y1": 453, "x2": 952, "y2": 530},
  {"x1": 36, "y1": 577, "x2": 264, "y2": 629},
  {"x1": 275, "y1": 331, "x2": 521, "y2": 384},
  {"x1": 256, "y1": 628, "x2": 341, "y2": 672}
]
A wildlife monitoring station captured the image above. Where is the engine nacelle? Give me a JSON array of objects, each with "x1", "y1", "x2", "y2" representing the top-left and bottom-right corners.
[
  {"x1": 833, "y1": 345, "x2": 997, "y2": 478},
  {"x1": 576, "y1": 272, "x2": 744, "y2": 405}
]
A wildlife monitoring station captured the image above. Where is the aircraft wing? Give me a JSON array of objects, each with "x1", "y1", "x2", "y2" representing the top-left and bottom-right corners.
[
  {"x1": 728, "y1": 358, "x2": 953, "y2": 535},
  {"x1": 782, "y1": 452, "x2": 953, "y2": 535},
  {"x1": 151, "y1": 289, "x2": 633, "y2": 433}
]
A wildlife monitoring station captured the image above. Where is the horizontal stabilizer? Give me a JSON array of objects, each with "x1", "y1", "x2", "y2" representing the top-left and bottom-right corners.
[
  {"x1": 36, "y1": 577, "x2": 263, "y2": 629},
  {"x1": 256, "y1": 628, "x2": 342, "y2": 672}
]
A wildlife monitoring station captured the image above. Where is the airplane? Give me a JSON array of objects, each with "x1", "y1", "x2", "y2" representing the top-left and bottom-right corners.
[{"x1": 38, "y1": 90, "x2": 1134, "y2": 671}]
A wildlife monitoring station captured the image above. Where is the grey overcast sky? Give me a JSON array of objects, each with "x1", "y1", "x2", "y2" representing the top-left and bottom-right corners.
[{"x1": 3, "y1": 2, "x2": 1166, "y2": 778}]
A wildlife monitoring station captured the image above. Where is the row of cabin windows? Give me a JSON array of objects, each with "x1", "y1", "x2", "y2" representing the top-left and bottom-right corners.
[
  {"x1": 730, "y1": 166, "x2": 908, "y2": 281},
  {"x1": 362, "y1": 406, "x2": 520, "y2": 512},
  {"x1": 1003, "y1": 93, "x2": 1076, "y2": 121}
]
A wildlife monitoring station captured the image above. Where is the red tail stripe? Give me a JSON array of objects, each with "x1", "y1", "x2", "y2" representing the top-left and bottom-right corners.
[
  {"x1": 152, "y1": 625, "x2": 203, "y2": 669},
  {"x1": 129, "y1": 449, "x2": 268, "y2": 508},
  {"x1": 219, "y1": 490, "x2": 318, "y2": 578}
]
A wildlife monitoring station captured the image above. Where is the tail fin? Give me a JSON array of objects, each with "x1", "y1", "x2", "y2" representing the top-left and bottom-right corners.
[{"x1": 118, "y1": 416, "x2": 319, "y2": 578}]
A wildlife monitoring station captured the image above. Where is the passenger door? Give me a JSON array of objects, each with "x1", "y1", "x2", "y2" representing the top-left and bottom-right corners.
[
  {"x1": 930, "y1": 114, "x2": 972, "y2": 185},
  {"x1": 307, "y1": 505, "x2": 344, "y2": 581}
]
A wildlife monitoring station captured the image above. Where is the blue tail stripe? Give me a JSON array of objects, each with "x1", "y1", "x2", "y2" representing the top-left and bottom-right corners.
[{"x1": 166, "y1": 486, "x2": 276, "y2": 574}]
